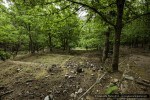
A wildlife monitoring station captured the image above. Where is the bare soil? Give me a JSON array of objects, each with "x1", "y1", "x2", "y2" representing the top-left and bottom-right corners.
[{"x1": 0, "y1": 48, "x2": 150, "y2": 100}]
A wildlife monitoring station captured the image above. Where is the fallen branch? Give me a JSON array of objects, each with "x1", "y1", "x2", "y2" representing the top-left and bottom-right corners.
[
  {"x1": 123, "y1": 76, "x2": 150, "y2": 87},
  {"x1": 119, "y1": 57, "x2": 128, "y2": 65},
  {"x1": 77, "y1": 72, "x2": 107, "y2": 100},
  {"x1": 141, "y1": 79, "x2": 150, "y2": 84},
  {"x1": 135, "y1": 80, "x2": 150, "y2": 87}
]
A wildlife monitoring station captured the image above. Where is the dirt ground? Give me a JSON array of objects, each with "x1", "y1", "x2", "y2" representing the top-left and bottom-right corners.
[{"x1": 0, "y1": 48, "x2": 150, "y2": 100}]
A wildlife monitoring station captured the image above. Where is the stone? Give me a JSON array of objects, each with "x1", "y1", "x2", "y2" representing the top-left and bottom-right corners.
[
  {"x1": 77, "y1": 88, "x2": 83, "y2": 94},
  {"x1": 123, "y1": 75, "x2": 134, "y2": 81},
  {"x1": 65, "y1": 74, "x2": 69, "y2": 78},
  {"x1": 68, "y1": 75, "x2": 75, "y2": 79},
  {"x1": 51, "y1": 73, "x2": 54, "y2": 75},
  {"x1": 70, "y1": 93, "x2": 77, "y2": 98},
  {"x1": 58, "y1": 85, "x2": 62, "y2": 88},
  {"x1": 45, "y1": 75, "x2": 50, "y2": 78},
  {"x1": 96, "y1": 90, "x2": 99, "y2": 92},
  {"x1": 71, "y1": 70, "x2": 75, "y2": 73},
  {"x1": 111, "y1": 78, "x2": 119, "y2": 84},
  {"x1": 44, "y1": 95, "x2": 49, "y2": 100},
  {"x1": 91, "y1": 74, "x2": 94, "y2": 76},
  {"x1": 63, "y1": 90, "x2": 67, "y2": 93},
  {"x1": 90, "y1": 64, "x2": 94, "y2": 67},
  {"x1": 17, "y1": 68, "x2": 21, "y2": 72}
]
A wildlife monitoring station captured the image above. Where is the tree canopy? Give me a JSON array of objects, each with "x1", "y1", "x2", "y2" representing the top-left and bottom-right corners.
[{"x1": 0, "y1": 0, "x2": 149, "y2": 71}]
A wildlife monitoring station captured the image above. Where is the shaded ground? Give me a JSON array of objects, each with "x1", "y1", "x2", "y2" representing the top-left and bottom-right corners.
[{"x1": 0, "y1": 48, "x2": 150, "y2": 100}]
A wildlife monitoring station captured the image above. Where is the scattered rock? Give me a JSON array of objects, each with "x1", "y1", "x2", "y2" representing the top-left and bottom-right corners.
[
  {"x1": 44, "y1": 95, "x2": 49, "y2": 100},
  {"x1": 55, "y1": 90, "x2": 60, "y2": 94},
  {"x1": 70, "y1": 70, "x2": 75, "y2": 73},
  {"x1": 77, "y1": 88, "x2": 83, "y2": 94},
  {"x1": 96, "y1": 90, "x2": 99, "y2": 93},
  {"x1": 111, "y1": 78, "x2": 119, "y2": 84},
  {"x1": 65, "y1": 74, "x2": 69, "y2": 78},
  {"x1": 51, "y1": 73, "x2": 54, "y2": 75},
  {"x1": 91, "y1": 74, "x2": 94, "y2": 76},
  {"x1": 123, "y1": 75, "x2": 134, "y2": 81},
  {"x1": 90, "y1": 64, "x2": 94, "y2": 67},
  {"x1": 17, "y1": 68, "x2": 21, "y2": 72},
  {"x1": 70, "y1": 93, "x2": 77, "y2": 98},
  {"x1": 68, "y1": 75, "x2": 76, "y2": 79},
  {"x1": 45, "y1": 75, "x2": 50, "y2": 78},
  {"x1": 58, "y1": 85, "x2": 62, "y2": 88},
  {"x1": 63, "y1": 90, "x2": 67, "y2": 93}
]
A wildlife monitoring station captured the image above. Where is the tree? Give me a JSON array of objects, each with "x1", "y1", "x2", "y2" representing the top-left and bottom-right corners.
[{"x1": 65, "y1": 0, "x2": 150, "y2": 72}]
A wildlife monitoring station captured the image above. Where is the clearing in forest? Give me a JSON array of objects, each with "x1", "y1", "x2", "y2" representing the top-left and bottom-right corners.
[{"x1": 0, "y1": 49, "x2": 150, "y2": 100}]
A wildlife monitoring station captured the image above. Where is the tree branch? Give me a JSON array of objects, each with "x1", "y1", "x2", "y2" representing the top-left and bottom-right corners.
[
  {"x1": 124, "y1": 12, "x2": 150, "y2": 25},
  {"x1": 99, "y1": 2, "x2": 116, "y2": 9},
  {"x1": 66, "y1": 0, "x2": 115, "y2": 27},
  {"x1": 54, "y1": 6, "x2": 82, "y2": 23}
]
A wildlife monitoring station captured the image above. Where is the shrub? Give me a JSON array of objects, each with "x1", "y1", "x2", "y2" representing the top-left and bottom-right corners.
[{"x1": 0, "y1": 51, "x2": 11, "y2": 61}]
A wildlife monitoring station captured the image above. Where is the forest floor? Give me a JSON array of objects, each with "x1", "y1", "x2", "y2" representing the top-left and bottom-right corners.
[{"x1": 0, "y1": 47, "x2": 150, "y2": 100}]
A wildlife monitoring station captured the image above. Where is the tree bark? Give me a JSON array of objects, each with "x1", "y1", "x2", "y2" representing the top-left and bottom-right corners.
[
  {"x1": 102, "y1": 31, "x2": 110, "y2": 62},
  {"x1": 63, "y1": 39, "x2": 66, "y2": 51},
  {"x1": 48, "y1": 33, "x2": 53, "y2": 52},
  {"x1": 29, "y1": 33, "x2": 35, "y2": 54},
  {"x1": 112, "y1": 0, "x2": 125, "y2": 72},
  {"x1": 28, "y1": 24, "x2": 35, "y2": 54}
]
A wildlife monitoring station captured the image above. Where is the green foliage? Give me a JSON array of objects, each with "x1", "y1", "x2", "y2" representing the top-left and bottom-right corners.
[
  {"x1": 0, "y1": 0, "x2": 149, "y2": 54},
  {"x1": 106, "y1": 85, "x2": 118, "y2": 94},
  {"x1": 0, "y1": 51, "x2": 11, "y2": 61},
  {"x1": 79, "y1": 18, "x2": 106, "y2": 48},
  {"x1": 122, "y1": 15, "x2": 150, "y2": 44}
]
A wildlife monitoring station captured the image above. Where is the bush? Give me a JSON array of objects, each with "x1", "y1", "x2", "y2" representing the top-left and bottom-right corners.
[{"x1": 0, "y1": 51, "x2": 11, "y2": 61}]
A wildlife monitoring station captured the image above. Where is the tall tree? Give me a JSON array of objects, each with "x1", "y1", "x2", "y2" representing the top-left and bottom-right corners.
[{"x1": 65, "y1": 0, "x2": 150, "y2": 72}]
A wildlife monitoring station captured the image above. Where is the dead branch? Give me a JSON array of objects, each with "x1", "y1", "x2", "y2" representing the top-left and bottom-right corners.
[
  {"x1": 77, "y1": 72, "x2": 107, "y2": 100},
  {"x1": 135, "y1": 80, "x2": 150, "y2": 87}
]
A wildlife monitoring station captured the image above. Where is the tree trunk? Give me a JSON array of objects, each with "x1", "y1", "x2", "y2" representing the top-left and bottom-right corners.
[
  {"x1": 63, "y1": 39, "x2": 66, "y2": 51},
  {"x1": 4, "y1": 43, "x2": 7, "y2": 52},
  {"x1": 29, "y1": 33, "x2": 35, "y2": 54},
  {"x1": 112, "y1": 0, "x2": 125, "y2": 72},
  {"x1": 112, "y1": 28, "x2": 121, "y2": 71},
  {"x1": 102, "y1": 31, "x2": 110, "y2": 62},
  {"x1": 27, "y1": 24, "x2": 35, "y2": 54},
  {"x1": 48, "y1": 33, "x2": 52, "y2": 52},
  {"x1": 12, "y1": 43, "x2": 20, "y2": 58}
]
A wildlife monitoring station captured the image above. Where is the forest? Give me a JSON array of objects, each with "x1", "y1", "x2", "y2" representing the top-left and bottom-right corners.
[{"x1": 0, "y1": 0, "x2": 150, "y2": 100}]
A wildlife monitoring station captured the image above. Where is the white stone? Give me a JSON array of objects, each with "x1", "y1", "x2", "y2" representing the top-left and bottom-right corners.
[
  {"x1": 70, "y1": 93, "x2": 77, "y2": 98},
  {"x1": 77, "y1": 88, "x2": 83, "y2": 94},
  {"x1": 44, "y1": 95, "x2": 49, "y2": 100}
]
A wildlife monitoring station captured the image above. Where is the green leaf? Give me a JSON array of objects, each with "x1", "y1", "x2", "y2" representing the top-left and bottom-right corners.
[{"x1": 106, "y1": 85, "x2": 118, "y2": 94}]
